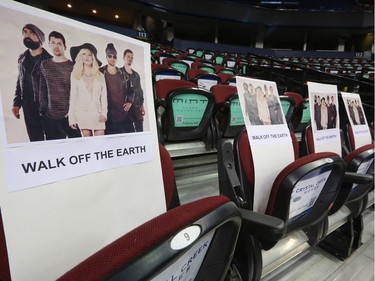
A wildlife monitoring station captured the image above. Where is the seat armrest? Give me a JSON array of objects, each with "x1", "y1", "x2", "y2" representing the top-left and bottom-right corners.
[
  {"x1": 240, "y1": 208, "x2": 286, "y2": 241},
  {"x1": 344, "y1": 171, "x2": 373, "y2": 185},
  {"x1": 218, "y1": 140, "x2": 249, "y2": 208}
]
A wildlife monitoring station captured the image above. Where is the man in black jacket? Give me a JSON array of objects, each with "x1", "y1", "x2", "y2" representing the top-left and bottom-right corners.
[
  {"x1": 12, "y1": 24, "x2": 51, "y2": 141},
  {"x1": 120, "y1": 49, "x2": 144, "y2": 132},
  {"x1": 100, "y1": 43, "x2": 134, "y2": 135}
]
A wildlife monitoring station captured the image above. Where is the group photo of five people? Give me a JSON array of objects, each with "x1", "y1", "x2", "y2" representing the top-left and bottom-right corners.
[{"x1": 13, "y1": 23, "x2": 145, "y2": 142}]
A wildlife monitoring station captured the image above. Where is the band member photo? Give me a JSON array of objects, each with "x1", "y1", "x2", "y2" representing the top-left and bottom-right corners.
[
  {"x1": 39, "y1": 31, "x2": 81, "y2": 140},
  {"x1": 120, "y1": 49, "x2": 145, "y2": 132},
  {"x1": 12, "y1": 23, "x2": 52, "y2": 141},
  {"x1": 314, "y1": 94, "x2": 338, "y2": 130},
  {"x1": 68, "y1": 43, "x2": 107, "y2": 137},
  {"x1": 100, "y1": 43, "x2": 134, "y2": 135}
]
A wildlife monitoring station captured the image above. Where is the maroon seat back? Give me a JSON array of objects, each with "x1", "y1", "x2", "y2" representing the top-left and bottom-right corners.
[
  {"x1": 346, "y1": 124, "x2": 356, "y2": 151},
  {"x1": 284, "y1": 92, "x2": 305, "y2": 131},
  {"x1": 0, "y1": 211, "x2": 11, "y2": 281},
  {"x1": 266, "y1": 151, "x2": 345, "y2": 233},
  {"x1": 186, "y1": 68, "x2": 208, "y2": 81},
  {"x1": 154, "y1": 79, "x2": 197, "y2": 100},
  {"x1": 211, "y1": 84, "x2": 237, "y2": 104},
  {"x1": 234, "y1": 130, "x2": 345, "y2": 237},
  {"x1": 343, "y1": 143, "x2": 374, "y2": 216},
  {"x1": 159, "y1": 144, "x2": 180, "y2": 210},
  {"x1": 151, "y1": 63, "x2": 170, "y2": 72},
  {"x1": 304, "y1": 125, "x2": 374, "y2": 215},
  {"x1": 57, "y1": 196, "x2": 241, "y2": 281},
  {"x1": 284, "y1": 92, "x2": 304, "y2": 107},
  {"x1": 210, "y1": 84, "x2": 244, "y2": 138},
  {"x1": 235, "y1": 130, "x2": 299, "y2": 208},
  {"x1": 217, "y1": 73, "x2": 235, "y2": 84}
]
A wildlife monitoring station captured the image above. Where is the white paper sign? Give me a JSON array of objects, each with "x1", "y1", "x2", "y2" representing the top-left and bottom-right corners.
[
  {"x1": 0, "y1": 1, "x2": 166, "y2": 280},
  {"x1": 340, "y1": 92, "x2": 372, "y2": 149},
  {"x1": 197, "y1": 79, "x2": 218, "y2": 90},
  {"x1": 3, "y1": 134, "x2": 153, "y2": 192},
  {"x1": 155, "y1": 74, "x2": 182, "y2": 81},
  {"x1": 307, "y1": 82, "x2": 341, "y2": 156},
  {"x1": 236, "y1": 76, "x2": 294, "y2": 213},
  {"x1": 352, "y1": 158, "x2": 374, "y2": 190}
]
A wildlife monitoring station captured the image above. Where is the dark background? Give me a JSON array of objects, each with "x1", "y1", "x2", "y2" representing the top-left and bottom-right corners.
[{"x1": 16, "y1": 0, "x2": 374, "y2": 52}]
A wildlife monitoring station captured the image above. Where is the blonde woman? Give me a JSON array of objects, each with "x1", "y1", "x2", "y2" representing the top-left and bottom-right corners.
[
  {"x1": 69, "y1": 43, "x2": 107, "y2": 137},
  {"x1": 255, "y1": 86, "x2": 271, "y2": 125},
  {"x1": 320, "y1": 97, "x2": 328, "y2": 130}
]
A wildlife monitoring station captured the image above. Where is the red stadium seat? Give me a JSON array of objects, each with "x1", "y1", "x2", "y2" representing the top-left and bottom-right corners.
[
  {"x1": 195, "y1": 73, "x2": 221, "y2": 90},
  {"x1": 305, "y1": 126, "x2": 373, "y2": 215},
  {"x1": 154, "y1": 79, "x2": 216, "y2": 149},
  {"x1": 0, "y1": 144, "x2": 181, "y2": 281},
  {"x1": 0, "y1": 211, "x2": 10, "y2": 281},
  {"x1": 191, "y1": 62, "x2": 216, "y2": 74},
  {"x1": 211, "y1": 84, "x2": 245, "y2": 138},
  {"x1": 220, "y1": 129, "x2": 346, "y2": 239},
  {"x1": 152, "y1": 67, "x2": 184, "y2": 85},
  {"x1": 218, "y1": 129, "x2": 347, "y2": 280},
  {"x1": 57, "y1": 196, "x2": 242, "y2": 281},
  {"x1": 304, "y1": 125, "x2": 374, "y2": 258},
  {"x1": 186, "y1": 68, "x2": 208, "y2": 82},
  {"x1": 166, "y1": 59, "x2": 190, "y2": 77},
  {"x1": 284, "y1": 92, "x2": 308, "y2": 132},
  {"x1": 159, "y1": 144, "x2": 181, "y2": 210},
  {"x1": 217, "y1": 72, "x2": 235, "y2": 84},
  {"x1": 278, "y1": 95, "x2": 296, "y2": 130}
]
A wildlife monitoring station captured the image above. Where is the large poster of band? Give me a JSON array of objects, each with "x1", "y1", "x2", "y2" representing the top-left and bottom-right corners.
[
  {"x1": 1, "y1": 3, "x2": 156, "y2": 191},
  {"x1": 236, "y1": 76, "x2": 294, "y2": 213},
  {"x1": 340, "y1": 92, "x2": 372, "y2": 149},
  {"x1": 307, "y1": 81, "x2": 341, "y2": 155},
  {"x1": 0, "y1": 1, "x2": 166, "y2": 280}
]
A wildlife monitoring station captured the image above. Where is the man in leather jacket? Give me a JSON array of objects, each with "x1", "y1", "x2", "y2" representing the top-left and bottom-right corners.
[{"x1": 12, "y1": 24, "x2": 51, "y2": 141}]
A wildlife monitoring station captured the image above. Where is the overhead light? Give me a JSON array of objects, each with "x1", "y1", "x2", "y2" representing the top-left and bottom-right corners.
[
  {"x1": 115, "y1": 14, "x2": 119, "y2": 19},
  {"x1": 92, "y1": 9, "x2": 97, "y2": 14},
  {"x1": 67, "y1": 4, "x2": 72, "y2": 8}
]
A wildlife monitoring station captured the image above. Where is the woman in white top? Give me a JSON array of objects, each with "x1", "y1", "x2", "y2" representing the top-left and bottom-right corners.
[
  {"x1": 69, "y1": 43, "x2": 107, "y2": 137},
  {"x1": 255, "y1": 86, "x2": 271, "y2": 125},
  {"x1": 320, "y1": 97, "x2": 328, "y2": 130}
]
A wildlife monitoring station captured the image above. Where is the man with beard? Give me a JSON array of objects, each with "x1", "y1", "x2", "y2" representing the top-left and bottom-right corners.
[
  {"x1": 12, "y1": 24, "x2": 51, "y2": 141},
  {"x1": 39, "y1": 31, "x2": 81, "y2": 140}
]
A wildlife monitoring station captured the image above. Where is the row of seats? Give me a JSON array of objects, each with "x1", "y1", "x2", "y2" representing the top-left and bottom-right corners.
[
  {"x1": 2, "y1": 139, "x2": 335, "y2": 281},
  {"x1": 54, "y1": 125, "x2": 373, "y2": 280},
  {"x1": 152, "y1": 44, "x2": 374, "y2": 83},
  {"x1": 153, "y1": 76, "x2": 312, "y2": 152},
  {"x1": 152, "y1": 63, "x2": 237, "y2": 86},
  {"x1": 152, "y1": 46, "x2": 247, "y2": 68},
  {"x1": 217, "y1": 125, "x2": 373, "y2": 280},
  {"x1": 1, "y1": 45, "x2": 372, "y2": 280},
  {"x1": 150, "y1": 45, "x2": 373, "y2": 125},
  {"x1": 71, "y1": 45, "x2": 372, "y2": 280},
  {"x1": 247, "y1": 56, "x2": 374, "y2": 81},
  {"x1": 149, "y1": 46, "x2": 374, "y2": 280}
]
